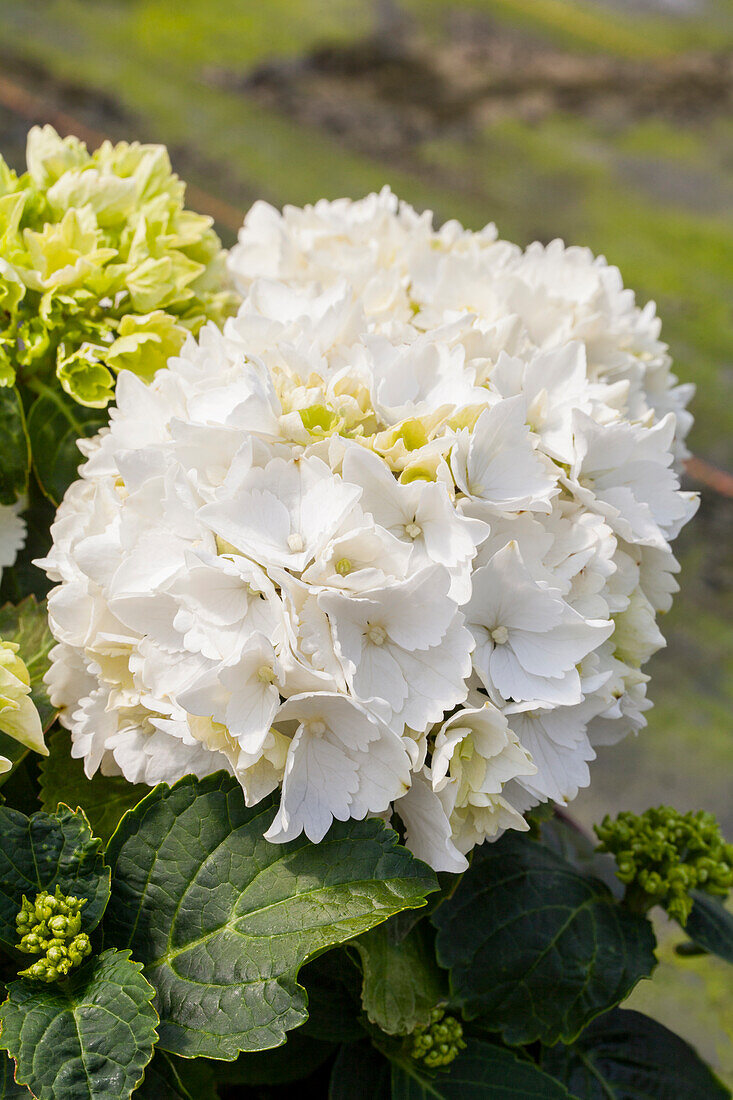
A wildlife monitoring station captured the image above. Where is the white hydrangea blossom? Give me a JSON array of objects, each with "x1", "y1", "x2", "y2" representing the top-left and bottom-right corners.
[{"x1": 40, "y1": 188, "x2": 697, "y2": 872}]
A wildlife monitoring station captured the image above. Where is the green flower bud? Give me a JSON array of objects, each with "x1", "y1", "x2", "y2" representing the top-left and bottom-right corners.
[
  {"x1": 595, "y1": 807, "x2": 733, "y2": 926},
  {"x1": 409, "y1": 1007, "x2": 467, "y2": 1069},
  {"x1": 15, "y1": 886, "x2": 91, "y2": 983}
]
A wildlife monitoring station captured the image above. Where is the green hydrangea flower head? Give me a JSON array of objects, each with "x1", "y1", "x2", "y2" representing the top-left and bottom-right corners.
[
  {"x1": 595, "y1": 806, "x2": 733, "y2": 925},
  {"x1": 15, "y1": 885, "x2": 92, "y2": 982},
  {"x1": 410, "y1": 1007, "x2": 466, "y2": 1069},
  {"x1": 0, "y1": 124, "x2": 239, "y2": 407}
]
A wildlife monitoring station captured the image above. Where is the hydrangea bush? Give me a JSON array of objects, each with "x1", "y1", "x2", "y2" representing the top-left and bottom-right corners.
[{"x1": 0, "y1": 165, "x2": 730, "y2": 1100}]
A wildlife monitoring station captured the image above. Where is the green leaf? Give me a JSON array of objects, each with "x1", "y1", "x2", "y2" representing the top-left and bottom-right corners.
[
  {"x1": 353, "y1": 921, "x2": 447, "y2": 1036},
  {"x1": 0, "y1": 1051, "x2": 32, "y2": 1099},
  {"x1": 26, "y1": 386, "x2": 105, "y2": 505},
  {"x1": 539, "y1": 812, "x2": 623, "y2": 898},
  {"x1": 0, "y1": 596, "x2": 57, "y2": 733},
  {"x1": 0, "y1": 804, "x2": 110, "y2": 955},
  {"x1": 329, "y1": 1041, "x2": 391, "y2": 1100},
  {"x1": 134, "y1": 1050, "x2": 217, "y2": 1100},
  {"x1": 390, "y1": 1040, "x2": 573, "y2": 1099},
  {"x1": 104, "y1": 773, "x2": 438, "y2": 1059},
  {"x1": 0, "y1": 949, "x2": 158, "y2": 1100},
  {"x1": 39, "y1": 729, "x2": 148, "y2": 843},
  {"x1": 0, "y1": 388, "x2": 30, "y2": 507},
  {"x1": 684, "y1": 892, "x2": 733, "y2": 965},
  {"x1": 216, "y1": 1030, "x2": 335, "y2": 1085},
  {"x1": 542, "y1": 1008, "x2": 730, "y2": 1099},
  {"x1": 432, "y1": 833, "x2": 657, "y2": 1046}
]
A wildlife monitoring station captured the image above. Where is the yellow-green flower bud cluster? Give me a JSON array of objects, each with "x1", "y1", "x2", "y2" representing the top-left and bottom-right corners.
[
  {"x1": 410, "y1": 1007, "x2": 466, "y2": 1069},
  {"x1": 595, "y1": 806, "x2": 733, "y2": 925},
  {"x1": 16, "y1": 886, "x2": 92, "y2": 982},
  {"x1": 0, "y1": 125, "x2": 238, "y2": 407}
]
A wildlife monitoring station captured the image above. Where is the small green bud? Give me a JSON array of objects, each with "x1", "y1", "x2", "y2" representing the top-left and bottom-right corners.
[
  {"x1": 409, "y1": 1007, "x2": 467, "y2": 1069},
  {"x1": 595, "y1": 807, "x2": 733, "y2": 926},
  {"x1": 15, "y1": 886, "x2": 91, "y2": 983}
]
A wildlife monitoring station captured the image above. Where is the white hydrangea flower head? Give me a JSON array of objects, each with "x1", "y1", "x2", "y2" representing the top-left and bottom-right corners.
[{"x1": 40, "y1": 188, "x2": 697, "y2": 870}]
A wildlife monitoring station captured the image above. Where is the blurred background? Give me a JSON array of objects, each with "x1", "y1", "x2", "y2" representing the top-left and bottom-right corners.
[{"x1": 1, "y1": 0, "x2": 731, "y2": 1082}]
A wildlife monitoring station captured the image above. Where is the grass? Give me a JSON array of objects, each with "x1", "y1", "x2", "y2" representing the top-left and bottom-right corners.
[{"x1": 408, "y1": 0, "x2": 733, "y2": 57}]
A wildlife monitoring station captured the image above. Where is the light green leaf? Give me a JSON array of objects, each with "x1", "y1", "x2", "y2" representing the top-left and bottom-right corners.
[
  {"x1": 685, "y1": 892, "x2": 733, "y2": 965},
  {"x1": 390, "y1": 1040, "x2": 572, "y2": 1099},
  {"x1": 432, "y1": 833, "x2": 657, "y2": 1046},
  {"x1": 0, "y1": 1050, "x2": 33, "y2": 1099},
  {"x1": 0, "y1": 804, "x2": 110, "y2": 955},
  {"x1": 39, "y1": 729, "x2": 148, "y2": 843},
  {"x1": 542, "y1": 1008, "x2": 730, "y2": 1099},
  {"x1": 0, "y1": 388, "x2": 29, "y2": 507},
  {"x1": 104, "y1": 773, "x2": 438, "y2": 1059},
  {"x1": 26, "y1": 386, "x2": 105, "y2": 505},
  {"x1": 134, "y1": 1050, "x2": 217, "y2": 1100},
  {"x1": 0, "y1": 949, "x2": 158, "y2": 1100},
  {"x1": 353, "y1": 921, "x2": 447, "y2": 1036}
]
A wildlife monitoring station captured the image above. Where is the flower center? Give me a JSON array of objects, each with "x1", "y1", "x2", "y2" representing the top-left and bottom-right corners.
[
  {"x1": 491, "y1": 625, "x2": 509, "y2": 645},
  {"x1": 307, "y1": 720, "x2": 327, "y2": 736},
  {"x1": 367, "y1": 624, "x2": 387, "y2": 646},
  {"x1": 257, "y1": 665, "x2": 277, "y2": 685},
  {"x1": 335, "y1": 558, "x2": 353, "y2": 575},
  {"x1": 404, "y1": 522, "x2": 422, "y2": 539},
  {"x1": 287, "y1": 533, "x2": 304, "y2": 552}
]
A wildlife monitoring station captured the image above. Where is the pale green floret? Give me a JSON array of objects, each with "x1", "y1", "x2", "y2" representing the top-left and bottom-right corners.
[
  {"x1": 16, "y1": 886, "x2": 92, "y2": 982},
  {"x1": 0, "y1": 124, "x2": 238, "y2": 407},
  {"x1": 595, "y1": 807, "x2": 733, "y2": 926},
  {"x1": 410, "y1": 1007, "x2": 466, "y2": 1069}
]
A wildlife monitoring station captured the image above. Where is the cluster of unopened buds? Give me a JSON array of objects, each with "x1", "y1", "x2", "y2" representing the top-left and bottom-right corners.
[
  {"x1": 595, "y1": 806, "x2": 733, "y2": 925},
  {"x1": 16, "y1": 886, "x2": 92, "y2": 982},
  {"x1": 409, "y1": 1007, "x2": 466, "y2": 1069}
]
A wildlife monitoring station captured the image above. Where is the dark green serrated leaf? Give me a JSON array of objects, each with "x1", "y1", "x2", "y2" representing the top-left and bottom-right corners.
[
  {"x1": 542, "y1": 1008, "x2": 730, "y2": 1099},
  {"x1": 216, "y1": 1030, "x2": 335, "y2": 1085},
  {"x1": 104, "y1": 773, "x2": 438, "y2": 1059},
  {"x1": 432, "y1": 833, "x2": 657, "y2": 1046},
  {"x1": 540, "y1": 813, "x2": 623, "y2": 898},
  {"x1": 684, "y1": 892, "x2": 733, "y2": 965},
  {"x1": 0, "y1": 804, "x2": 110, "y2": 955},
  {"x1": 0, "y1": 949, "x2": 158, "y2": 1100},
  {"x1": 353, "y1": 921, "x2": 447, "y2": 1036},
  {"x1": 0, "y1": 596, "x2": 57, "y2": 735},
  {"x1": 329, "y1": 1041, "x2": 391, "y2": 1100},
  {"x1": 0, "y1": 484, "x2": 55, "y2": 604},
  {"x1": 134, "y1": 1050, "x2": 217, "y2": 1100},
  {"x1": 26, "y1": 387, "x2": 105, "y2": 506},
  {"x1": 390, "y1": 1039, "x2": 573, "y2": 1099},
  {"x1": 0, "y1": 1051, "x2": 32, "y2": 1099},
  {"x1": 298, "y1": 951, "x2": 365, "y2": 1043},
  {"x1": 0, "y1": 388, "x2": 30, "y2": 507},
  {"x1": 39, "y1": 730, "x2": 148, "y2": 843}
]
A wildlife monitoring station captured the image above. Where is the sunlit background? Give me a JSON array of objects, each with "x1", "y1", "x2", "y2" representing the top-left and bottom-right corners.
[{"x1": 1, "y1": 0, "x2": 731, "y2": 1080}]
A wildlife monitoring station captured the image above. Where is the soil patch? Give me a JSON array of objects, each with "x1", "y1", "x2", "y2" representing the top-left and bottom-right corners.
[{"x1": 206, "y1": 15, "x2": 733, "y2": 157}]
